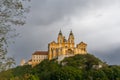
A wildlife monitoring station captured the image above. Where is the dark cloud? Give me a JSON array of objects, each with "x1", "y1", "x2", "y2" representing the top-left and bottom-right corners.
[
  {"x1": 90, "y1": 45, "x2": 120, "y2": 65},
  {"x1": 28, "y1": 0, "x2": 118, "y2": 26},
  {"x1": 7, "y1": 0, "x2": 120, "y2": 65}
]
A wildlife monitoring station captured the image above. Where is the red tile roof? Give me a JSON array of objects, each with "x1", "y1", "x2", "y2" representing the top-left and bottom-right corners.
[
  {"x1": 28, "y1": 59, "x2": 32, "y2": 61},
  {"x1": 32, "y1": 51, "x2": 48, "y2": 55}
]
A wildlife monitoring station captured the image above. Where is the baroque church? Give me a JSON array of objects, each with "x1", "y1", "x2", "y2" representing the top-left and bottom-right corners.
[
  {"x1": 20, "y1": 30, "x2": 87, "y2": 66},
  {"x1": 48, "y1": 30, "x2": 87, "y2": 60}
]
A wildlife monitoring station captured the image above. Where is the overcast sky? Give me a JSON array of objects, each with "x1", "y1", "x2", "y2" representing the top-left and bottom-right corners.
[{"x1": 8, "y1": 0, "x2": 120, "y2": 65}]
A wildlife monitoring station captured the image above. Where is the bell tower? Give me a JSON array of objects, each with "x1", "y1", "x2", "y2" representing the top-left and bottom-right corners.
[
  {"x1": 57, "y1": 30, "x2": 64, "y2": 43},
  {"x1": 68, "y1": 30, "x2": 75, "y2": 48},
  {"x1": 68, "y1": 30, "x2": 74, "y2": 43}
]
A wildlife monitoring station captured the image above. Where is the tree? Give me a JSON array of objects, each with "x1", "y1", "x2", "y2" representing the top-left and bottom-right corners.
[
  {"x1": 0, "y1": 0, "x2": 30, "y2": 71},
  {"x1": 103, "y1": 66, "x2": 120, "y2": 80},
  {"x1": 50, "y1": 66, "x2": 83, "y2": 80},
  {"x1": 32, "y1": 59, "x2": 60, "y2": 80}
]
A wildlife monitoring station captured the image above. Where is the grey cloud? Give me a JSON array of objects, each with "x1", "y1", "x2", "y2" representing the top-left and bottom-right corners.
[
  {"x1": 28, "y1": 0, "x2": 119, "y2": 26},
  {"x1": 90, "y1": 45, "x2": 120, "y2": 65},
  {"x1": 7, "y1": 0, "x2": 120, "y2": 65}
]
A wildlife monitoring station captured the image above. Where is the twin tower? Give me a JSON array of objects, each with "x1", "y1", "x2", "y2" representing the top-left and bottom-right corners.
[{"x1": 48, "y1": 30, "x2": 87, "y2": 60}]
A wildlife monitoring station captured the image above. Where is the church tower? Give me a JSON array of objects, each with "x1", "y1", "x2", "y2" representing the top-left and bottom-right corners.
[
  {"x1": 68, "y1": 30, "x2": 75, "y2": 48},
  {"x1": 20, "y1": 59, "x2": 25, "y2": 66},
  {"x1": 57, "y1": 30, "x2": 64, "y2": 43}
]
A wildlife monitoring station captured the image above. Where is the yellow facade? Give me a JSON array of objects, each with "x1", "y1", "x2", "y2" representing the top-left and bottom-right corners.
[
  {"x1": 20, "y1": 59, "x2": 26, "y2": 66},
  {"x1": 31, "y1": 51, "x2": 48, "y2": 66},
  {"x1": 48, "y1": 30, "x2": 87, "y2": 60},
  {"x1": 21, "y1": 30, "x2": 87, "y2": 66}
]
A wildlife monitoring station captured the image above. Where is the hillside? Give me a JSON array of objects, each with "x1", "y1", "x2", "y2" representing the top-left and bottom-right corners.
[{"x1": 0, "y1": 54, "x2": 120, "y2": 80}]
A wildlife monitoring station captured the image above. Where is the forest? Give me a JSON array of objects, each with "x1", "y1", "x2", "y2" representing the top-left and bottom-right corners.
[{"x1": 0, "y1": 54, "x2": 120, "y2": 80}]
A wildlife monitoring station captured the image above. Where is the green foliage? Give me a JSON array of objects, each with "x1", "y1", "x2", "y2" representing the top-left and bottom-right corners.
[
  {"x1": 61, "y1": 54, "x2": 104, "y2": 70},
  {"x1": 0, "y1": 54, "x2": 120, "y2": 80},
  {"x1": 0, "y1": 65, "x2": 32, "y2": 80},
  {"x1": 0, "y1": 69, "x2": 13, "y2": 80},
  {"x1": 50, "y1": 66, "x2": 82, "y2": 80},
  {"x1": 12, "y1": 65, "x2": 32, "y2": 77},
  {"x1": 32, "y1": 59, "x2": 60, "y2": 80},
  {"x1": 102, "y1": 66, "x2": 120, "y2": 80},
  {"x1": 28, "y1": 74, "x2": 39, "y2": 80}
]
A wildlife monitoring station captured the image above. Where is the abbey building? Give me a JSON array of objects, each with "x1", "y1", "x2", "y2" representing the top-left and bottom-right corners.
[
  {"x1": 48, "y1": 30, "x2": 87, "y2": 60},
  {"x1": 20, "y1": 30, "x2": 87, "y2": 66}
]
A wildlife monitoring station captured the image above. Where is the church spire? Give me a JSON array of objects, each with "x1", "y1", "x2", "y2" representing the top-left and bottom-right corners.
[
  {"x1": 68, "y1": 30, "x2": 74, "y2": 44},
  {"x1": 69, "y1": 30, "x2": 73, "y2": 36},
  {"x1": 69, "y1": 30, "x2": 74, "y2": 38},
  {"x1": 58, "y1": 29, "x2": 62, "y2": 35},
  {"x1": 58, "y1": 29, "x2": 63, "y2": 43}
]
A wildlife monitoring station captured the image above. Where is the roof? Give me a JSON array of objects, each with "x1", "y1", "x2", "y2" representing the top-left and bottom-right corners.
[
  {"x1": 79, "y1": 41, "x2": 87, "y2": 45},
  {"x1": 51, "y1": 41, "x2": 56, "y2": 44},
  {"x1": 69, "y1": 30, "x2": 73, "y2": 35},
  {"x1": 32, "y1": 51, "x2": 48, "y2": 55},
  {"x1": 58, "y1": 30, "x2": 62, "y2": 35},
  {"x1": 28, "y1": 59, "x2": 32, "y2": 62}
]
